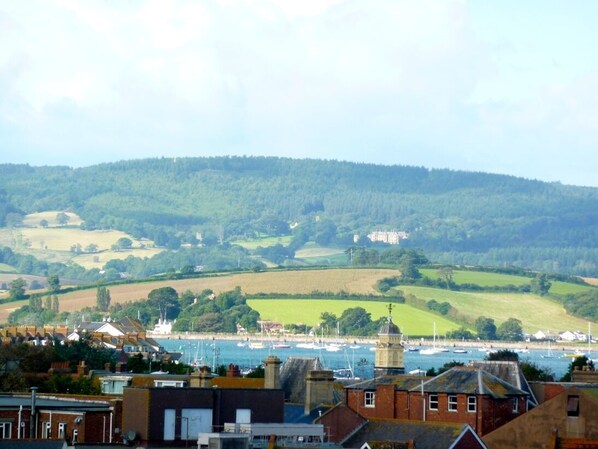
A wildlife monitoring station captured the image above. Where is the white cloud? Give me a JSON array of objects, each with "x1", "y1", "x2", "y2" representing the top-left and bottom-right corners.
[{"x1": 0, "y1": 0, "x2": 597, "y2": 187}]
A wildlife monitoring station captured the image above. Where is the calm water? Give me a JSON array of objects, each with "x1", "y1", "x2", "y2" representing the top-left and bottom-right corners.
[{"x1": 157, "y1": 338, "x2": 579, "y2": 380}]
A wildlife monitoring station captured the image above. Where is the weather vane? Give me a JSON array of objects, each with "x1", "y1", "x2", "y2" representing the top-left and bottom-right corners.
[{"x1": 387, "y1": 303, "x2": 393, "y2": 318}]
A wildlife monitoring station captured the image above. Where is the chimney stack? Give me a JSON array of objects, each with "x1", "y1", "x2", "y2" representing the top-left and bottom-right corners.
[{"x1": 264, "y1": 356, "x2": 281, "y2": 389}]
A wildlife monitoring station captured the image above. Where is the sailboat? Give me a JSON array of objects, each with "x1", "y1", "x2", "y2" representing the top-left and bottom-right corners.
[
  {"x1": 541, "y1": 340, "x2": 556, "y2": 359},
  {"x1": 420, "y1": 322, "x2": 444, "y2": 355}
]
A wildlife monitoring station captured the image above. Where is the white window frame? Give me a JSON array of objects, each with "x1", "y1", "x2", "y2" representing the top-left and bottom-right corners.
[
  {"x1": 512, "y1": 397, "x2": 519, "y2": 414},
  {"x1": 0, "y1": 422, "x2": 11, "y2": 439},
  {"x1": 448, "y1": 395, "x2": 458, "y2": 412},
  {"x1": 364, "y1": 391, "x2": 376, "y2": 408},
  {"x1": 467, "y1": 395, "x2": 477, "y2": 413},
  {"x1": 72, "y1": 428, "x2": 79, "y2": 443},
  {"x1": 58, "y1": 422, "x2": 66, "y2": 439},
  {"x1": 428, "y1": 394, "x2": 438, "y2": 411},
  {"x1": 42, "y1": 421, "x2": 51, "y2": 439}
]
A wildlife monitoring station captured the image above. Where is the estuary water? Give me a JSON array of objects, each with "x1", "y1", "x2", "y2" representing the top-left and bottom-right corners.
[{"x1": 156, "y1": 337, "x2": 580, "y2": 380}]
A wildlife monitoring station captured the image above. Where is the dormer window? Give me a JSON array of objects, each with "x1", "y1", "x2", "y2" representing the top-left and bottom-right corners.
[{"x1": 567, "y1": 395, "x2": 579, "y2": 417}]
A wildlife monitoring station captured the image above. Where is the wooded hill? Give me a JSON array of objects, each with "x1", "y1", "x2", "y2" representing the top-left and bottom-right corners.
[{"x1": 1, "y1": 157, "x2": 597, "y2": 276}]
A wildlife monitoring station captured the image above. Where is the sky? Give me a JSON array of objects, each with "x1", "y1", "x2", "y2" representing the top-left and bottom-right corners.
[{"x1": 1, "y1": 0, "x2": 598, "y2": 187}]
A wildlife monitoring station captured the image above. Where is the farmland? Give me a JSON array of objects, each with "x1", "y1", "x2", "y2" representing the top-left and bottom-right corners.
[
  {"x1": 246, "y1": 298, "x2": 460, "y2": 336},
  {"x1": 397, "y1": 285, "x2": 592, "y2": 333},
  {"x1": 1, "y1": 267, "x2": 596, "y2": 336}
]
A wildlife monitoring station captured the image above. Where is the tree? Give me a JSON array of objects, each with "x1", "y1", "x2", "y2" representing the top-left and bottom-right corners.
[
  {"x1": 96, "y1": 286, "x2": 111, "y2": 312},
  {"x1": 51, "y1": 295, "x2": 59, "y2": 313},
  {"x1": 29, "y1": 294, "x2": 42, "y2": 313},
  {"x1": 399, "y1": 256, "x2": 421, "y2": 282},
  {"x1": 148, "y1": 287, "x2": 180, "y2": 321},
  {"x1": 112, "y1": 237, "x2": 133, "y2": 250},
  {"x1": 47, "y1": 274, "x2": 60, "y2": 293},
  {"x1": 56, "y1": 212, "x2": 70, "y2": 226},
  {"x1": 475, "y1": 316, "x2": 497, "y2": 340},
  {"x1": 436, "y1": 267, "x2": 454, "y2": 289},
  {"x1": 485, "y1": 349, "x2": 519, "y2": 362},
  {"x1": 531, "y1": 274, "x2": 552, "y2": 296},
  {"x1": 85, "y1": 243, "x2": 98, "y2": 253},
  {"x1": 39, "y1": 219, "x2": 49, "y2": 228},
  {"x1": 496, "y1": 318, "x2": 524, "y2": 341},
  {"x1": 8, "y1": 278, "x2": 27, "y2": 301}
]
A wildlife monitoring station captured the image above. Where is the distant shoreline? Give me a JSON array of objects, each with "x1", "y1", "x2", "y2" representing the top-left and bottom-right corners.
[{"x1": 148, "y1": 332, "x2": 595, "y2": 353}]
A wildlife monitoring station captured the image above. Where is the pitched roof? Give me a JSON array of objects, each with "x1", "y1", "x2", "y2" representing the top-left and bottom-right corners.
[
  {"x1": 346, "y1": 375, "x2": 431, "y2": 391},
  {"x1": 471, "y1": 360, "x2": 538, "y2": 406},
  {"x1": 280, "y1": 357, "x2": 324, "y2": 403},
  {"x1": 410, "y1": 366, "x2": 528, "y2": 398},
  {"x1": 343, "y1": 419, "x2": 485, "y2": 449}
]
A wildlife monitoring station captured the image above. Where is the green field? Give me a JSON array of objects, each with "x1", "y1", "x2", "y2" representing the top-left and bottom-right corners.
[
  {"x1": 0, "y1": 263, "x2": 17, "y2": 273},
  {"x1": 231, "y1": 235, "x2": 293, "y2": 250},
  {"x1": 246, "y1": 298, "x2": 460, "y2": 336},
  {"x1": 548, "y1": 281, "x2": 594, "y2": 295},
  {"x1": 420, "y1": 268, "x2": 531, "y2": 287},
  {"x1": 397, "y1": 285, "x2": 593, "y2": 333}
]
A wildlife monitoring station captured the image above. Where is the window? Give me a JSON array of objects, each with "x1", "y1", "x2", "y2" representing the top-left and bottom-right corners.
[
  {"x1": 72, "y1": 429, "x2": 79, "y2": 443},
  {"x1": 428, "y1": 394, "x2": 438, "y2": 411},
  {"x1": 567, "y1": 395, "x2": 579, "y2": 417},
  {"x1": 364, "y1": 391, "x2": 376, "y2": 408},
  {"x1": 42, "y1": 422, "x2": 51, "y2": 439},
  {"x1": 58, "y1": 423, "x2": 66, "y2": 439},
  {"x1": 467, "y1": 396, "x2": 477, "y2": 413},
  {"x1": 448, "y1": 395, "x2": 458, "y2": 412},
  {"x1": 0, "y1": 422, "x2": 11, "y2": 439},
  {"x1": 512, "y1": 397, "x2": 519, "y2": 414}
]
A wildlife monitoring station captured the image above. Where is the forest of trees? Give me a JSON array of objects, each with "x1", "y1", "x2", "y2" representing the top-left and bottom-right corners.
[{"x1": 0, "y1": 157, "x2": 597, "y2": 275}]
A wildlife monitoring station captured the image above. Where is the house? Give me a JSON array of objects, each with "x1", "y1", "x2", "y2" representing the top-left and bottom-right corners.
[
  {"x1": 342, "y1": 366, "x2": 529, "y2": 437},
  {"x1": 122, "y1": 387, "x2": 285, "y2": 446},
  {"x1": 0, "y1": 325, "x2": 69, "y2": 346},
  {"x1": 0, "y1": 388, "x2": 122, "y2": 444},
  {"x1": 68, "y1": 317, "x2": 162, "y2": 354},
  {"x1": 482, "y1": 385, "x2": 598, "y2": 448},
  {"x1": 347, "y1": 420, "x2": 487, "y2": 449}
]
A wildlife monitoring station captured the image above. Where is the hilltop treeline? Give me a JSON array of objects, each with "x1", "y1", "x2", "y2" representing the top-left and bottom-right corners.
[{"x1": 1, "y1": 157, "x2": 598, "y2": 275}]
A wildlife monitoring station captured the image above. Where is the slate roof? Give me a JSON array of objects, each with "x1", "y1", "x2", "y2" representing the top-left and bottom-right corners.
[
  {"x1": 280, "y1": 357, "x2": 323, "y2": 403},
  {"x1": 471, "y1": 360, "x2": 538, "y2": 406},
  {"x1": 346, "y1": 375, "x2": 431, "y2": 391},
  {"x1": 285, "y1": 403, "x2": 332, "y2": 424},
  {"x1": 343, "y1": 419, "x2": 480, "y2": 449},
  {"x1": 410, "y1": 366, "x2": 528, "y2": 398}
]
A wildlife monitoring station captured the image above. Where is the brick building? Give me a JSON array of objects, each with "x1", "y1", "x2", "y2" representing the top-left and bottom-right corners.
[
  {"x1": 341, "y1": 366, "x2": 528, "y2": 437},
  {"x1": 0, "y1": 389, "x2": 121, "y2": 444}
]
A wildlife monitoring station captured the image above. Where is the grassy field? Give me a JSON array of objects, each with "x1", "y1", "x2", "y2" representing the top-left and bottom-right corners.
[
  {"x1": 0, "y1": 268, "x2": 399, "y2": 323},
  {"x1": 0, "y1": 263, "x2": 17, "y2": 273},
  {"x1": 397, "y1": 285, "x2": 594, "y2": 333},
  {"x1": 22, "y1": 211, "x2": 83, "y2": 227},
  {"x1": 0, "y1": 212, "x2": 162, "y2": 269},
  {"x1": 231, "y1": 235, "x2": 293, "y2": 250},
  {"x1": 247, "y1": 298, "x2": 461, "y2": 336},
  {"x1": 548, "y1": 281, "x2": 594, "y2": 295},
  {"x1": 420, "y1": 268, "x2": 531, "y2": 287},
  {"x1": 71, "y1": 248, "x2": 164, "y2": 270}
]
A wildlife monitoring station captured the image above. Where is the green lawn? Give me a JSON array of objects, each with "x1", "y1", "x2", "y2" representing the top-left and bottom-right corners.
[
  {"x1": 246, "y1": 298, "x2": 461, "y2": 336},
  {"x1": 397, "y1": 285, "x2": 595, "y2": 333}
]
